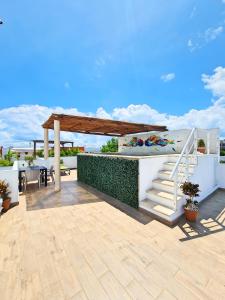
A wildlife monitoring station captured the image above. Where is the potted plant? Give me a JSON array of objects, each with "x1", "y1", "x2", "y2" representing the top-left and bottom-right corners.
[
  {"x1": 0, "y1": 180, "x2": 11, "y2": 211},
  {"x1": 197, "y1": 139, "x2": 206, "y2": 154},
  {"x1": 180, "y1": 181, "x2": 200, "y2": 222}
]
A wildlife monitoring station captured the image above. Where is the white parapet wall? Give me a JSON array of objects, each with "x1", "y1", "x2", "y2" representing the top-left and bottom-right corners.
[
  {"x1": 216, "y1": 161, "x2": 225, "y2": 189},
  {"x1": 138, "y1": 155, "x2": 169, "y2": 201},
  {"x1": 0, "y1": 164, "x2": 19, "y2": 204},
  {"x1": 35, "y1": 156, "x2": 77, "y2": 169}
]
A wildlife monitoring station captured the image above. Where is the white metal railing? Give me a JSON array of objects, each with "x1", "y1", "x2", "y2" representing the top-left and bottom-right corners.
[{"x1": 170, "y1": 128, "x2": 198, "y2": 210}]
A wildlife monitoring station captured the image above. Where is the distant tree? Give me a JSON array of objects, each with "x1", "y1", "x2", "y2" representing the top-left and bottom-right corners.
[{"x1": 101, "y1": 138, "x2": 118, "y2": 153}]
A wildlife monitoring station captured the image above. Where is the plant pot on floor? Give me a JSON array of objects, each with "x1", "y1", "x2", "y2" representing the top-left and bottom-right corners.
[
  {"x1": 184, "y1": 207, "x2": 198, "y2": 222},
  {"x1": 197, "y1": 147, "x2": 206, "y2": 154},
  {"x1": 2, "y1": 198, "x2": 11, "y2": 211}
]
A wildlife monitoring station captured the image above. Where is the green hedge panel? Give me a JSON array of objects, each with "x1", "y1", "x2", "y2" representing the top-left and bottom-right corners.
[{"x1": 77, "y1": 155, "x2": 139, "y2": 208}]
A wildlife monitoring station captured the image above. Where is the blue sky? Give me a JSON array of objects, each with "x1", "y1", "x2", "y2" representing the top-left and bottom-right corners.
[{"x1": 0, "y1": 0, "x2": 225, "y2": 146}]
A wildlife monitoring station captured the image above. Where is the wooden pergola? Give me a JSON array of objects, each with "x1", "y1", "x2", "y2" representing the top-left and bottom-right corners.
[
  {"x1": 42, "y1": 113, "x2": 167, "y2": 191},
  {"x1": 42, "y1": 114, "x2": 167, "y2": 136}
]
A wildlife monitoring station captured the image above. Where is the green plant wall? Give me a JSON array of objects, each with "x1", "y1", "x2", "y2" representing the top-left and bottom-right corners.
[{"x1": 77, "y1": 155, "x2": 139, "y2": 208}]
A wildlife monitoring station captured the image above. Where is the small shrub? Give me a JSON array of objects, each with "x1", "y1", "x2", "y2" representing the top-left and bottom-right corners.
[
  {"x1": 198, "y1": 139, "x2": 205, "y2": 147},
  {"x1": 0, "y1": 159, "x2": 13, "y2": 167},
  {"x1": 220, "y1": 149, "x2": 225, "y2": 156},
  {"x1": 180, "y1": 181, "x2": 200, "y2": 211}
]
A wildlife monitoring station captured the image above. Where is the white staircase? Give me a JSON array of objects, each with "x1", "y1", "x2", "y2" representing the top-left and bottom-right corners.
[{"x1": 139, "y1": 128, "x2": 198, "y2": 224}]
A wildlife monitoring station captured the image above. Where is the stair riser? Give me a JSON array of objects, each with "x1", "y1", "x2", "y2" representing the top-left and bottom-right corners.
[
  {"x1": 152, "y1": 182, "x2": 183, "y2": 196},
  {"x1": 146, "y1": 192, "x2": 175, "y2": 209},
  {"x1": 163, "y1": 164, "x2": 195, "y2": 172},
  {"x1": 168, "y1": 156, "x2": 197, "y2": 164}
]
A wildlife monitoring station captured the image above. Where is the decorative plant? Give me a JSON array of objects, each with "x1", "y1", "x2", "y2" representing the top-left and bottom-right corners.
[
  {"x1": 198, "y1": 139, "x2": 205, "y2": 148},
  {"x1": 25, "y1": 155, "x2": 34, "y2": 166},
  {"x1": 180, "y1": 181, "x2": 200, "y2": 211},
  {"x1": 0, "y1": 180, "x2": 11, "y2": 201},
  {"x1": 101, "y1": 138, "x2": 118, "y2": 153}
]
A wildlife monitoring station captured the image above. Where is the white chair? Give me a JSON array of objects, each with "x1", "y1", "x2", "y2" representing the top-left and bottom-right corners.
[{"x1": 24, "y1": 170, "x2": 41, "y2": 191}]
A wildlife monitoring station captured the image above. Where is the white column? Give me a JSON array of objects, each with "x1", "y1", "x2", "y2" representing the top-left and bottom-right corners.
[
  {"x1": 54, "y1": 120, "x2": 61, "y2": 191},
  {"x1": 44, "y1": 128, "x2": 49, "y2": 160}
]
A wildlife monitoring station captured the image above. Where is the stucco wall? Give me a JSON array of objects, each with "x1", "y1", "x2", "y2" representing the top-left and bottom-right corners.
[
  {"x1": 0, "y1": 165, "x2": 19, "y2": 203},
  {"x1": 138, "y1": 155, "x2": 168, "y2": 201},
  {"x1": 216, "y1": 163, "x2": 225, "y2": 189}
]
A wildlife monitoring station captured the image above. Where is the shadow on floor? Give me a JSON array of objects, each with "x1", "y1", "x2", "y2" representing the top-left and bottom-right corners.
[
  {"x1": 24, "y1": 178, "x2": 153, "y2": 225},
  {"x1": 177, "y1": 189, "x2": 225, "y2": 242}
]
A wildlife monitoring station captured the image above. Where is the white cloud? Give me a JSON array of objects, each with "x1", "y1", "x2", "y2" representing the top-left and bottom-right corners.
[
  {"x1": 188, "y1": 26, "x2": 223, "y2": 52},
  {"x1": 1, "y1": 67, "x2": 225, "y2": 147},
  {"x1": 204, "y1": 26, "x2": 223, "y2": 42},
  {"x1": 189, "y1": 5, "x2": 197, "y2": 19},
  {"x1": 202, "y1": 66, "x2": 225, "y2": 98},
  {"x1": 160, "y1": 73, "x2": 175, "y2": 82}
]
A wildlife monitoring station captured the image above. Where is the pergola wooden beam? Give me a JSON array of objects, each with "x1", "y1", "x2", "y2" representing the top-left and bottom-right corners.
[{"x1": 42, "y1": 114, "x2": 167, "y2": 136}]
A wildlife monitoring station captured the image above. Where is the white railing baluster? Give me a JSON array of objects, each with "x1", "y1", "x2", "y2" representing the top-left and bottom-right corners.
[{"x1": 170, "y1": 128, "x2": 198, "y2": 210}]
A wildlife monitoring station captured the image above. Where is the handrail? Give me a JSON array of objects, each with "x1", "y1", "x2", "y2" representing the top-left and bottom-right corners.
[
  {"x1": 169, "y1": 128, "x2": 197, "y2": 210},
  {"x1": 170, "y1": 128, "x2": 196, "y2": 180}
]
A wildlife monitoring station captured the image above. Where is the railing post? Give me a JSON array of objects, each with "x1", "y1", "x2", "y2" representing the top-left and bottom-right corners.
[
  {"x1": 173, "y1": 171, "x2": 178, "y2": 211},
  {"x1": 185, "y1": 147, "x2": 189, "y2": 181}
]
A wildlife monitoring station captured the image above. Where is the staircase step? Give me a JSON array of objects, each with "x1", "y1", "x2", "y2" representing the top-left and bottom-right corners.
[
  {"x1": 168, "y1": 155, "x2": 197, "y2": 164},
  {"x1": 140, "y1": 199, "x2": 175, "y2": 220},
  {"x1": 146, "y1": 188, "x2": 182, "y2": 209},
  {"x1": 163, "y1": 162, "x2": 195, "y2": 172},
  {"x1": 158, "y1": 170, "x2": 186, "y2": 180},
  {"x1": 152, "y1": 179, "x2": 183, "y2": 195}
]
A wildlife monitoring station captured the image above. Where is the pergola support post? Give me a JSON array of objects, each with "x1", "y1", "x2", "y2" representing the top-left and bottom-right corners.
[
  {"x1": 54, "y1": 120, "x2": 61, "y2": 191},
  {"x1": 44, "y1": 128, "x2": 49, "y2": 160}
]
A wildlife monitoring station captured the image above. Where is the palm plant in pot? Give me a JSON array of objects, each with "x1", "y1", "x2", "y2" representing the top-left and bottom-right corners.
[
  {"x1": 180, "y1": 181, "x2": 200, "y2": 222},
  {"x1": 0, "y1": 180, "x2": 11, "y2": 211}
]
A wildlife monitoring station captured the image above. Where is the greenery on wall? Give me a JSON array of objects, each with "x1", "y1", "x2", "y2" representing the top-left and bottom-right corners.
[
  {"x1": 77, "y1": 155, "x2": 139, "y2": 208},
  {"x1": 220, "y1": 149, "x2": 225, "y2": 156},
  {"x1": 36, "y1": 148, "x2": 80, "y2": 157},
  {"x1": 101, "y1": 138, "x2": 118, "y2": 153}
]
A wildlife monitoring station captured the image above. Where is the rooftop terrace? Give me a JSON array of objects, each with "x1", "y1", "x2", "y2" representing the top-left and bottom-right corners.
[{"x1": 0, "y1": 170, "x2": 225, "y2": 299}]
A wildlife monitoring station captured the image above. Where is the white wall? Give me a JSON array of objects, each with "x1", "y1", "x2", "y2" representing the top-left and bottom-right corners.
[
  {"x1": 0, "y1": 165, "x2": 19, "y2": 203},
  {"x1": 216, "y1": 163, "x2": 225, "y2": 188},
  {"x1": 138, "y1": 155, "x2": 168, "y2": 201},
  {"x1": 35, "y1": 156, "x2": 77, "y2": 169},
  {"x1": 190, "y1": 155, "x2": 218, "y2": 202}
]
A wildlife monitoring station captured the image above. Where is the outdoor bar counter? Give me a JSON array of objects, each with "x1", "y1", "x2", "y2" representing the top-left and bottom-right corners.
[{"x1": 77, "y1": 153, "x2": 141, "y2": 208}]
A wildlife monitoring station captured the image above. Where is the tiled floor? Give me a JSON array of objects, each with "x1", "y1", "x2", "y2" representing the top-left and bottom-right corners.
[{"x1": 0, "y1": 170, "x2": 225, "y2": 299}]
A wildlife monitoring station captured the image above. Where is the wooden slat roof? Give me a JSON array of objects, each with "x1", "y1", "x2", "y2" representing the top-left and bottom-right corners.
[{"x1": 42, "y1": 114, "x2": 167, "y2": 136}]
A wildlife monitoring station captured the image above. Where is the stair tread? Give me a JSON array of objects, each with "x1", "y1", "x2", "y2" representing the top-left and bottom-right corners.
[
  {"x1": 140, "y1": 200, "x2": 175, "y2": 216},
  {"x1": 147, "y1": 188, "x2": 182, "y2": 201},
  {"x1": 153, "y1": 179, "x2": 174, "y2": 186},
  {"x1": 164, "y1": 162, "x2": 195, "y2": 167}
]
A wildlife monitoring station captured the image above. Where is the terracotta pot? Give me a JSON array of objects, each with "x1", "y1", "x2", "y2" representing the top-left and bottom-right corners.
[
  {"x1": 2, "y1": 198, "x2": 11, "y2": 211},
  {"x1": 184, "y1": 208, "x2": 198, "y2": 222},
  {"x1": 197, "y1": 147, "x2": 205, "y2": 154}
]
